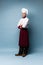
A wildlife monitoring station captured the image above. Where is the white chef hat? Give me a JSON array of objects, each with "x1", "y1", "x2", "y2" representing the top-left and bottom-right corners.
[{"x1": 21, "y1": 8, "x2": 28, "y2": 15}]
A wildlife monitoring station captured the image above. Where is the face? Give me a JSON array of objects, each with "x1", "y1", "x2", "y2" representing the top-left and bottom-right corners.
[{"x1": 22, "y1": 13, "x2": 26, "y2": 18}]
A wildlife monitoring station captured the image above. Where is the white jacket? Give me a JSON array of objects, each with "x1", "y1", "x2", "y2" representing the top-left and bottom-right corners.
[{"x1": 17, "y1": 17, "x2": 29, "y2": 28}]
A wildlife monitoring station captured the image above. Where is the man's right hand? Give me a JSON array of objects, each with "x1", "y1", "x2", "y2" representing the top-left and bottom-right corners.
[{"x1": 18, "y1": 25, "x2": 22, "y2": 29}]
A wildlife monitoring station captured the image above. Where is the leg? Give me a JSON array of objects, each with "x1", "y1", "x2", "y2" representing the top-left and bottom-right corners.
[
  {"x1": 22, "y1": 47, "x2": 29, "y2": 57},
  {"x1": 15, "y1": 46, "x2": 23, "y2": 56},
  {"x1": 18, "y1": 46, "x2": 23, "y2": 54}
]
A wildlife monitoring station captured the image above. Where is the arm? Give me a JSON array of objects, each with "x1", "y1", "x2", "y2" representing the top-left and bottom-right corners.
[
  {"x1": 18, "y1": 25, "x2": 23, "y2": 29},
  {"x1": 22, "y1": 18, "x2": 29, "y2": 28},
  {"x1": 17, "y1": 19, "x2": 23, "y2": 29}
]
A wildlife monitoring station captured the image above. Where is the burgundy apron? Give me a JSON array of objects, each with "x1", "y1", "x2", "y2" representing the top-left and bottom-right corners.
[{"x1": 19, "y1": 28, "x2": 29, "y2": 47}]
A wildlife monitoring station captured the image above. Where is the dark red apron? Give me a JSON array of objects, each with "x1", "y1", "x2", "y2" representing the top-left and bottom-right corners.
[{"x1": 19, "y1": 28, "x2": 29, "y2": 47}]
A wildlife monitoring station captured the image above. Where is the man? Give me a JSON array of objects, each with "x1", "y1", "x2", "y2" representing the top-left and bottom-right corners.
[{"x1": 15, "y1": 8, "x2": 29, "y2": 57}]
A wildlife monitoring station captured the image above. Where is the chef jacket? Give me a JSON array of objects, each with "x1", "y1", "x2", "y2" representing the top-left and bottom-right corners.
[{"x1": 17, "y1": 17, "x2": 29, "y2": 28}]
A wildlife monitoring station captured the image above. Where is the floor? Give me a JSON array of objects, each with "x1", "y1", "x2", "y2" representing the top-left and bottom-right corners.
[{"x1": 0, "y1": 48, "x2": 43, "y2": 65}]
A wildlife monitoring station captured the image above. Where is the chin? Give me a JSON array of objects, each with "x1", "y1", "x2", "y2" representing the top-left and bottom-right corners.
[{"x1": 22, "y1": 15, "x2": 25, "y2": 17}]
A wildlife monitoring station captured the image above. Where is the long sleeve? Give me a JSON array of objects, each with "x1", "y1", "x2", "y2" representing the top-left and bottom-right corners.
[
  {"x1": 17, "y1": 17, "x2": 29, "y2": 28},
  {"x1": 22, "y1": 18, "x2": 29, "y2": 28},
  {"x1": 17, "y1": 19, "x2": 22, "y2": 27}
]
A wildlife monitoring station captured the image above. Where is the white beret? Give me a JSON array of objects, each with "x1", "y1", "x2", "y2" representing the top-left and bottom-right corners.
[{"x1": 21, "y1": 8, "x2": 28, "y2": 15}]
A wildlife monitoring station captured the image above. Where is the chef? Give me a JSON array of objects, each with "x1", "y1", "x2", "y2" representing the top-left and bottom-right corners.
[{"x1": 15, "y1": 8, "x2": 29, "y2": 57}]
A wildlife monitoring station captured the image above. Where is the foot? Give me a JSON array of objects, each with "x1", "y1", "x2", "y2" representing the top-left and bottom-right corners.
[
  {"x1": 15, "y1": 54, "x2": 22, "y2": 56},
  {"x1": 22, "y1": 54, "x2": 26, "y2": 57}
]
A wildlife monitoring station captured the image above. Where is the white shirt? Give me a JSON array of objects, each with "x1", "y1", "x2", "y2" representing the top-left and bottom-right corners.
[{"x1": 17, "y1": 17, "x2": 29, "y2": 28}]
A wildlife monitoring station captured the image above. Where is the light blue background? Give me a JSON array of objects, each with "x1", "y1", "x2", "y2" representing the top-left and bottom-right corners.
[
  {"x1": 0, "y1": 0, "x2": 43, "y2": 51},
  {"x1": 0, "y1": 0, "x2": 43, "y2": 65}
]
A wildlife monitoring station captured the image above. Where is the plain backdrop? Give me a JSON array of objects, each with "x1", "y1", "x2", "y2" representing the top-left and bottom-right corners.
[
  {"x1": 0, "y1": 0, "x2": 43, "y2": 65},
  {"x1": 0, "y1": 0, "x2": 43, "y2": 52}
]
